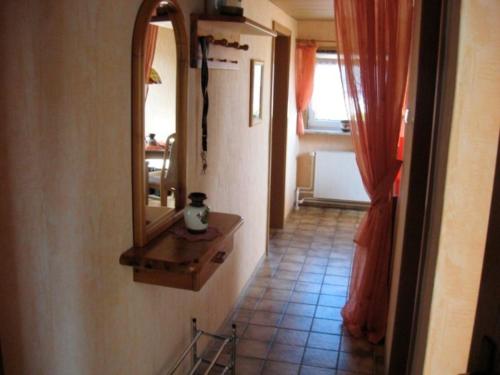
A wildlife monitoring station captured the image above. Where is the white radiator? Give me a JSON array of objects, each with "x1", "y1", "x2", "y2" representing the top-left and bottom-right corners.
[{"x1": 313, "y1": 151, "x2": 370, "y2": 203}]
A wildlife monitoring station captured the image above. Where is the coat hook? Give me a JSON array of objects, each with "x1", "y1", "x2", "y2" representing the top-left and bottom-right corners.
[{"x1": 213, "y1": 38, "x2": 228, "y2": 47}]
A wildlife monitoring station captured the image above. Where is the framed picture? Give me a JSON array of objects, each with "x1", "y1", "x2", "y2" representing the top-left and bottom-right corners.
[{"x1": 250, "y1": 59, "x2": 264, "y2": 127}]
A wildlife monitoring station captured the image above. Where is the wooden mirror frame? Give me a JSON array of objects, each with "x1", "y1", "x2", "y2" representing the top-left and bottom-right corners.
[{"x1": 132, "y1": 0, "x2": 187, "y2": 247}]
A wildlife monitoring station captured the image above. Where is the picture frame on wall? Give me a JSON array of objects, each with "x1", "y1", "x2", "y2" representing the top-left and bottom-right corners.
[{"x1": 250, "y1": 59, "x2": 264, "y2": 127}]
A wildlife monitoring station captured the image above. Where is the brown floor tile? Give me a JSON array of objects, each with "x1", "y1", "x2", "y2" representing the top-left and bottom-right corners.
[
  {"x1": 298, "y1": 272, "x2": 324, "y2": 283},
  {"x1": 280, "y1": 315, "x2": 313, "y2": 331},
  {"x1": 315, "y1": 306, "x2": 342, "y2": 321},
  {"x1": 275, "y1": 270, "x2": 301, "y2": 281},
  {"x1": 208, "y1": 208, "x2": 378, "y2": 375},
  {"x1": 258, "y1": 267, "x2": 276, "y2": 278},
  {"x1": 295, "y1": 282, "x2": 322, "y2": 294},
  {"x1": 308, "y1": 249, "x2": 331, "y2": 258},
  {"x1": 283, "y1": 254, "x2": 307, "y2": 264},
  {"x1": 239, "y1": 296, "x2": 260, "y2": 310},
  {"x1": 302, "y1": 348, "x2": 338, "y2": 369},
  {"x1": 290, "y1": 240, "x2": 312, "y2": 249},
  {"x1": 275, "y1": 328, "x2": 309, "y2": 346},
  {"x1": 318, "y1": 295, "x2": 346, "y2": 308},
  {"x1": 268, "y1": 343, "x2": 305, "y2": 364},
  {"x1": 253, "y1": 277, "x2": 272, "y2": 288},
  {"x1": 262, "y1": 360, "x2": 300, "y2": 375},
  {"x1": 256, "y1": 299, "x2": 288, "y2": 314},
  {"x1": 326, "y1": 266, "x2": 350, "y2": 277},
  {"x1": 302, "y1": 264, "x2": 327, "y2": 274},
  {"x1": 287, "y1": 247, "x2": 310, "y2": 255},
  {"x1": 337, "y1": 352, "x2": 374, "y2": 374},
  {"x1": 243, "y1": 324, "x2": 278, "y2": 342},
  {"x1": 232, "y1": 309, "x2": 254, "y2": 323},
  {"x1": 219, "y1": 322, "x2": 247, "y2": 336},
  {"x1": 320, "y1": 284, "x2": 348, "y2": 297},
  {"x1": 323, "y1": 275, "x2": 349, "y2": 286},
  {"x1": 286, "y1": 303, "x2": 317, "y2": 317},
  {"x1": 311, "y1": 319, "x2": 343, "y2": 335},
  {"x1": 310, "y1": 242, "x2": 333, "y2": 251},
  {"x1": 270, "y1": 278, "x2": 296, "y2": 290},
  {"x1": 305, "y1": 257, "x2": 329, "y2": 266},
  {"x1": 269, "y1": 246, "x2": 287, "y2": 255},
  {"x1": 250, "y1": 311, "x2": 283, "y2": 327},
  {"x1": 290, "y1": 291, "x2": 320, "y2": 305},
  {"x1": 263, "y1": 288, "x2": 292, "y2": 302},
  {"x1": 236, "y1": 339, "x2": 270, "y2": 359},
  {"x1": 307, "y1": 332, "x2": 341, "y2": 351},
  {"x1": 279, "y1": 262, "x2": 304, "y2": 272},
  {"x1": 300, "y1": 365, "x2": 336, "y2": 374},
  {"x1": 235, "y1": 356, "x2": 264, "y2": 374},
  {"x1": 271, "y1": 239, "x2": 291, "y2": 247}
]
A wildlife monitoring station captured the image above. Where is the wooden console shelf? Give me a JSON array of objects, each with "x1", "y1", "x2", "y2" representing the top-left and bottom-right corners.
[{"x1": 120, "y1": 212, "x2": 243, "y2": 291}]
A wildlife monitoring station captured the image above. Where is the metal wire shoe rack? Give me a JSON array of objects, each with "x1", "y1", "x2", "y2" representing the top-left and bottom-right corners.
[{"x1": 167, "y1": 318, "x2": 237, "y2": 374}]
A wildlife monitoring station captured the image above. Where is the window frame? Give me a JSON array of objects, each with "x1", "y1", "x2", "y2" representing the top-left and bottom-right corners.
[{"x1": 307, "y1": 50, "x2": 348, "y2": 132}]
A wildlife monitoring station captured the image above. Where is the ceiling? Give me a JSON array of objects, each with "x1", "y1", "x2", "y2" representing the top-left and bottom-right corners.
[{"x1": 270, "y1": 0, "x2": 334, "y2": 20}]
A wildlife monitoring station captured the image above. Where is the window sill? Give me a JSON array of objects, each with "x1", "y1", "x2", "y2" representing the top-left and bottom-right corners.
[{"x1": 303, "y1": 129, "x2": 351, "y2": 136}]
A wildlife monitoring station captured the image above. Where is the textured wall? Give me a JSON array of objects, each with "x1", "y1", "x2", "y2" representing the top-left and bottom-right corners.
[
  {"x1": 0, "y1": 0, "x2": 296, "y2": 373},
  {"x1": 421, "y1": 1, "x2": 500, "y2": 373}
]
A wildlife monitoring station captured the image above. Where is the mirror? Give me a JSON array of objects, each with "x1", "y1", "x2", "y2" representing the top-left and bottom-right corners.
[
  {"x1": 250, "y1": 59, "x2": 264, "y2": 127},
  {"x1": 132, "y1": 0, "x2": 187, "y2": 247}
]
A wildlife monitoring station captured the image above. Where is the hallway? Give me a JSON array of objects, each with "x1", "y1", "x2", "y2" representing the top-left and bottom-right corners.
[{"x1": 205, "y1": 207, "x2": 383, "y2": 374}]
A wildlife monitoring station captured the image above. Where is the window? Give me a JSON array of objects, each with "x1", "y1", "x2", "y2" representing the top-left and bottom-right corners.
[{"x1": 308, "y1": 52, "x2": 349, "y2": 131}]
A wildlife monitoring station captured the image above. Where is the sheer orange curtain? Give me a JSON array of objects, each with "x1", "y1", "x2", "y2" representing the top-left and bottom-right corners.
[
  {"x1": 144, "y1": 24, "x2": 159, "y2": 95},
  {"x1": 335, "y1": 0, "x2": 414, "y2": 343},
  {"x1": 295, "y1": 41, "x2": 318, "y2": 135}
]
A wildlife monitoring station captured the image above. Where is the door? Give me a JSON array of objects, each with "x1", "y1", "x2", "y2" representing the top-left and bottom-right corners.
[{"x1": 269, "y1": 23, "x2": 291, "y2": 229}]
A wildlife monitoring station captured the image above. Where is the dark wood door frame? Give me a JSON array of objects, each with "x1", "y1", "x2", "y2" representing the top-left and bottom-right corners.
[
  {"x1": 388, "y1": 0, "x2": 461, "y2": 373},
  {"x1": 267, "y1": 22, "x2": 291, "y2": 234}
]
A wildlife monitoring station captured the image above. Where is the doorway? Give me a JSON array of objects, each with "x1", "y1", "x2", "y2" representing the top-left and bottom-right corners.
[{"x1": 268, "y1": 22, "x2": 291, "y2": 230}]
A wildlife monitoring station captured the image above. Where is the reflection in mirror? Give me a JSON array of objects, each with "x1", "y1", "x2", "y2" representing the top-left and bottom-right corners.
[
  {"x1": 144, "y1": 6, "x2": 177, "y2": 227},
  {"x1": 133, "y1": 0, "x2": 186, "y2": 247},
  {"x1": 250, "y1": 59, "x2": 264, "y2": 127}
]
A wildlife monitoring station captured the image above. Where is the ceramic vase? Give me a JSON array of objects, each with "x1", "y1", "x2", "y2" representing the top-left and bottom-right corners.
[{"x1": 184, "y1": 192, "x2": 209, "y2": 234}]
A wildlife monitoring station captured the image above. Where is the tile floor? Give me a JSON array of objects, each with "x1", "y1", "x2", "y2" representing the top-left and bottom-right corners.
[{"x1": 203, "y1": 207, "x2": 384, "y2": 375}]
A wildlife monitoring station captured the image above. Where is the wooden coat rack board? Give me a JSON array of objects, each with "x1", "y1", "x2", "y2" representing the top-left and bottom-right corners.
[{"x1": 190, "y1": 14, "x2": 277, "y2": 70}]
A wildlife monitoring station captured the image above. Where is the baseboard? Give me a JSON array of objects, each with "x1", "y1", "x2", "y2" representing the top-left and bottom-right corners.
[{"x1": 301, "y1": 197, "x2": 370, "y2": 211}]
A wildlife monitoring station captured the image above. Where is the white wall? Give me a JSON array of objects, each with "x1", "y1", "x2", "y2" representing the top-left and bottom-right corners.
[
  {"x1": 0, "y1": 0, "x2": 297, "y2": 373},
  {"x1": 418, "y1": 1, "x2": 500, "y2": 373}
]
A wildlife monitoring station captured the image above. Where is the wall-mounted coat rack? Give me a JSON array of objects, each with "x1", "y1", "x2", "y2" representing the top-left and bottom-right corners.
[{"x1": 190, "y1": 14, "x2": 276, "y2": 70}]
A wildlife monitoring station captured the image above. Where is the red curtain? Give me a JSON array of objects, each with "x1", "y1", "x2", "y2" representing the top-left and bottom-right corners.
[
  {"x1": 144, "y1": 24, "x2": 159, "y2": 95},
  {"x1": 295, "y1": 41, "x2": 318, "y2": 136},
  {"x1": 335, "y1": 0, "x2": 414, "y2": 343}
]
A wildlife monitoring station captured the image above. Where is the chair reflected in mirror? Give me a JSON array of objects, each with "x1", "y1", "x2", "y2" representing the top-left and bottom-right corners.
[{"x1": 146, "y1": 133, "x2": 177, "y2": 208}]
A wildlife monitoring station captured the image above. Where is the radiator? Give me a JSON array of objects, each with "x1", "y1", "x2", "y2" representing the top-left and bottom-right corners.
[{"x1": 313, "y1": 151, "x2": 370, "y2": 203}]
